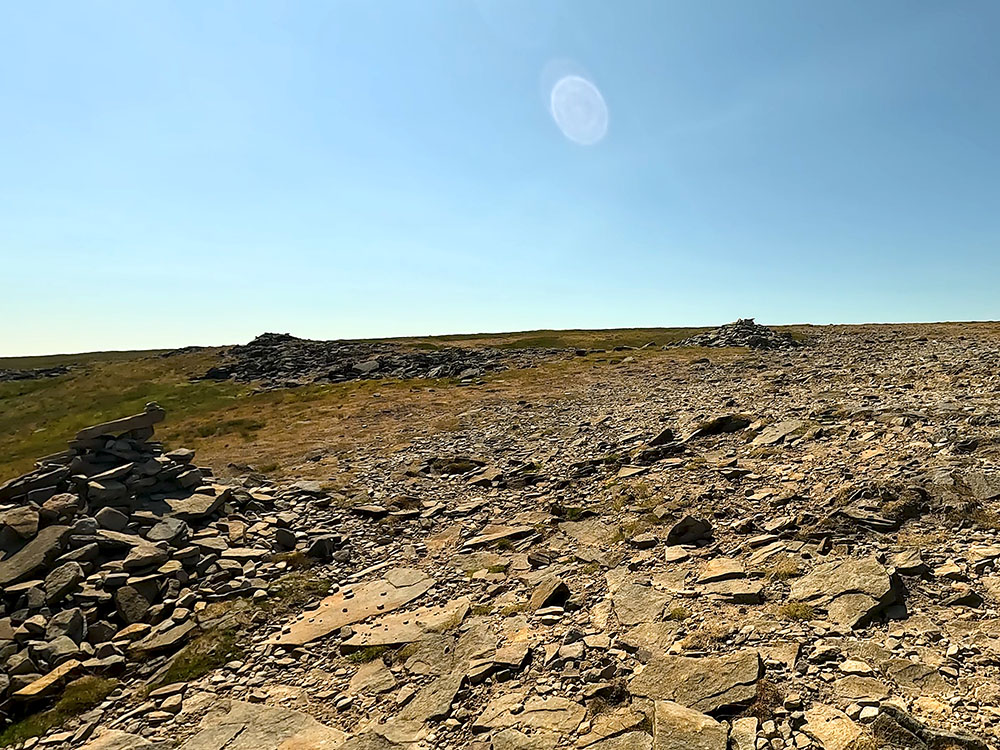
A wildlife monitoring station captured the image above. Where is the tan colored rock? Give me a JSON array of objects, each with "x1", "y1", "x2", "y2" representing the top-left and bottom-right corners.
[
  {"x1": 629, "y1": 650, "x2": 762, "y2": 715},
  {"x1": 801, "y1": 704, "x2": 864, "y2": 750},
  {"x1": 341, "y1": 596, "x2": 470, "y2": 650},
  {"x1": 11, "y1": 658, "x2": 82, "y2": 700},
  {"x1": 273, "y1": 567, "x2": 434, "y2": 646},
  {"x1": 178, "y1": 699, "x2": 346, "y2": 749},
  {"x1": 788, "y1": 556, "x2": 898, "y2": 628},
  {"x1": 651, "y1": 700, "x2": 727, "y2": 750}
]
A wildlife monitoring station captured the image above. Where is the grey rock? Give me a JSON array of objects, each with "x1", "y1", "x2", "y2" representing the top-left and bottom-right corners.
[
  {"x1": 0, "y1": 524, "x2": 70, "y2": 587},
  {"x1": 46, "y1": 607, "x2": 87, "y2": 644},
  {"x1": 44, "y1": 561, "x2": 84, "y2": 603}
]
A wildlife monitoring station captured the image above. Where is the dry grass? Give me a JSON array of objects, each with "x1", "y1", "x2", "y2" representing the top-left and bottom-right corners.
[{"x1": 778, "y1": 602, "x2": 816, "y2": 621}]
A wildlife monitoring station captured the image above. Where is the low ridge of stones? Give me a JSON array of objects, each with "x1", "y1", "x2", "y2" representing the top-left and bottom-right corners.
[
  {"x1": 0, "y1": 366, "x2": 70, "y2": 383},
  {"x1": 674, "y1": 318, "x2": 802, "y2": 350},
  {"x1": 200, "y1": 332, "x2": 564, "y2": 388}
]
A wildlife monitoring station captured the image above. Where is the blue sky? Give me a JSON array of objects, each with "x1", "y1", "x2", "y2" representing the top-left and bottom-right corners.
[{"x1": 3, "y1": 1, "x2": 1000, "y2": 355}]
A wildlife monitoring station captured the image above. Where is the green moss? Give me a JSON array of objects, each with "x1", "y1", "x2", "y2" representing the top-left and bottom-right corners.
[
  {"x1": 346, "y1": 646, "x2": 389, "y2": 664},
  {"x1": 665, "y1": 606, "x2": 690, "y2": 621},
  {"x1": 154, "y1": 628, "x2": 241, "y2": 688},
  {"x1": 0, "y1": 677, "x2": 118, "y2": 747}
]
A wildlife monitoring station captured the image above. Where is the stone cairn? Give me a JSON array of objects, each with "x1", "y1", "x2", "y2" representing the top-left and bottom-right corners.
[
  {"x1": 673, "y1": 318, "x2": 802, "y2": 350},
  {"x1": 0, "y1": 404, "x2": 337, "y2": 724}
]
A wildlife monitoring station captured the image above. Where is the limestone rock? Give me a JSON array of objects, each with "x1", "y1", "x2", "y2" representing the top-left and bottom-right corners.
[
  {"x1": 629, "y1": 650, "x2": 762, "y2": 715},
  {"x1": 651, "y1": 700, "x2": 727, "y2": 750}
]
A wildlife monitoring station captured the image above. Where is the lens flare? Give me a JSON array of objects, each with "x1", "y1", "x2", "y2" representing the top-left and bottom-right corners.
[{"x1": 549, "y1": 75, "x2": 608, "y2": 145}]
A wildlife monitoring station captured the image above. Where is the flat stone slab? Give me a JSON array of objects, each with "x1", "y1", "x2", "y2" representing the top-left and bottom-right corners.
[
  {"x1": 752, "y1": 419, "x2": 811, "y2": 446},
  {"x1": 475, "y1": 692, "x2": 586, "y2": 734},
  {"x1": 695, "y1": 558, "x2": 746, "y2": 585},
  {"x1": 76, "y1": 405, "x2": 165, "y2": 440},
  {"x1": 0, "y1": 524, "x2": 69, "y2": 587},
  {"x1": 629, "y1": 650, "x2": 762, "y2": 715},
  {"x1": 801, "y1": 704, "x2": 864, "y2": 750},
  {"x1": 273, "y1": 567, "x2": 434, "y2": 646},
  {"x1": 560, "y1": 519, "x2": 617, "y2": 548},
  {"x1": 789, "y1": 556, "x2": 898, "y2": 628},
  {"x1": 349, "y1": 659, "x2": 397, "y2": 695},
  {"x1": 11, "y1": 657, "x2": 82, "y2": 701},
  {"x1": 178, "y1": 699, "x2": 346, "y2": 750},
  {"x1": 83, "y1": 731, "x2": 166, "y2": 750},
  {"x1": 463, "y1": 525, "x2": 534, "y2": 549},
  {"x1": 652, "y1": 700, "x2": 727, "y2": 750},
  {"x1": 341, "y1": 596, "x2": 470, "y2": 650},
  {"x1": 606, "y1": 568, "x2": 670, "y2": 625},
  {"x1": 165, "y1": 488, "x2": 232, "y2": 521}
]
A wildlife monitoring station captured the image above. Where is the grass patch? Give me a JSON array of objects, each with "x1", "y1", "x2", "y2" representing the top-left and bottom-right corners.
[
  {"x1": 499, "y1": 602, "x2": 528, "y2": 616},
  {"x1": 0, "y1": 677, "x2": 118, "y2": 747},
  {"x1": 192, "y1": 418, "x2": 265, "y2": 440},
  {"x1": 261, "y1": 572, "x2": 332, "y2": 612},
  {"x1": 471, "y1": 603, "x2": 493, "y2": 616},
  {"x1": 680, "y1": 621, "x2": 734, "y2": 650},
  {"x1": 778, "y1": 602, "x2": 816, "y2": 621},
  {"x1": 766, "y1": 557, "x2": 803, "y2": 581},
  {"x1": 271, "y1": 551, "x2": 320, "y2": 571},
  {"x1": 153, "y1": 628, "x2": 241, "y2": 688},
  {"x1": 741, "y1": 679, "x2": 784, "y2": 723},
  {"x1": 486, "y1": 564, "x2": 509, "y2": 574},
  {"x1": 665, "y1": 606, "x2": 690, "y2": 622},
  {"x1": 346, "y1": 646, "x2": 389, "y2": 664}
]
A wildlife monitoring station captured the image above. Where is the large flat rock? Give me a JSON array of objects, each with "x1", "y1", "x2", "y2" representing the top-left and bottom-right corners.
[
  {"x1": 273, "y1": 567, "x2": 434, "y2": 646},
  {"x1": 652, "y1": 700, "x2": 727, "y2": 750},
  {"x1": 789, "y1": 556, "x2": 899, "y2": 628},
  {"x1": 76, "y1": 405, "x2": 166, "y2": 440},
  {"x1": 83, "y1": 731, "x2": 166, "y2": 750},
  {"x1": 341, "y1": 597, "x2": 470, "y2": 650},
  {"x1": 629, "y1": 650, "x2": 762, "y2": 715},
  {"x1": 0, "y1": 524, "x2": 69, "y2": 587},
  {"x1": 179, "y1": 699, "x2": 346, "y2": 750}
]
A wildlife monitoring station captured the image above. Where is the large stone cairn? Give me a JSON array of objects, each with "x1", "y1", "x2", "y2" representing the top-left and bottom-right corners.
[
  {"x1": 0, "y1": 404, "x2": 283, "y2": 719},
  {"x1": 673, "y1": 318, "x2": 802, "y2": 350}
]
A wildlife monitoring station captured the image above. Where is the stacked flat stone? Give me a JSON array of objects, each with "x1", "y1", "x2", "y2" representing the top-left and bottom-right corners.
[
  {"x1": 673, "y1": 318, "x2": 802, "y2": 350},
  {"x1": 0, "y1": 404, "x2": 317, "y2": 719}
]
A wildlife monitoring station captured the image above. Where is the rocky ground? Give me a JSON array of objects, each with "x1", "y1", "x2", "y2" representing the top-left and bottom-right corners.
[
  {"x1": 0, "y1": 367, "x2": 70, "y2": 384},
  {"x1": 199, "y1": 333, "x2": 567, "y2": 388},
  {"x1": 3, "y1": 323, "x2": 1000, "y2": 750}
]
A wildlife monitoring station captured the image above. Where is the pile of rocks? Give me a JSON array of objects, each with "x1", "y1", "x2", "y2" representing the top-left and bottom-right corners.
[
  {"x1": 0, "y1": 405, "x2": 341, "y2": 723},
  {"x1": 0, "y1": 366, "x2": 71, "y2": 383},
  {"x1": 200, "y1": 333, "x2": 562, "y2": 388},
  {"x1": 674, "y1": 318, "x2": 802, "y2": 350}
]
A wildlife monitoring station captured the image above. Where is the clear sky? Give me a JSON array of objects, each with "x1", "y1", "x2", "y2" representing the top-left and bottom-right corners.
[{"x1": 3, "y1": 1, "x2": 1000, "y2": 356}]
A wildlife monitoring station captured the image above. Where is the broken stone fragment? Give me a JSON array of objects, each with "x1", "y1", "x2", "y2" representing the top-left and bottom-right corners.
[
  {"x1": 788, "y1": 556, "x2": 900, "y2": 628},
  {"x1": 529, "y1": 575, "x2": 570, "y2": 611},
  {"x1": 0, "y1": 524, "x2": 70, "y2": 587},
  {"x1": 651, "y1": 700, "x2": 727, "y2": 750},
  {"x1": 629, "y1": 650, "x2": 763, "y2": 715},
  {"x1": 177, "y1": 698, "x2": 346, "y2": 749}
]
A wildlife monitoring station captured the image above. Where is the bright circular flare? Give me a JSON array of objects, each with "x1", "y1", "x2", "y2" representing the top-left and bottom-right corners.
[{"x1": 549, "y1": 75, "x2": 608, "y2": 145}]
